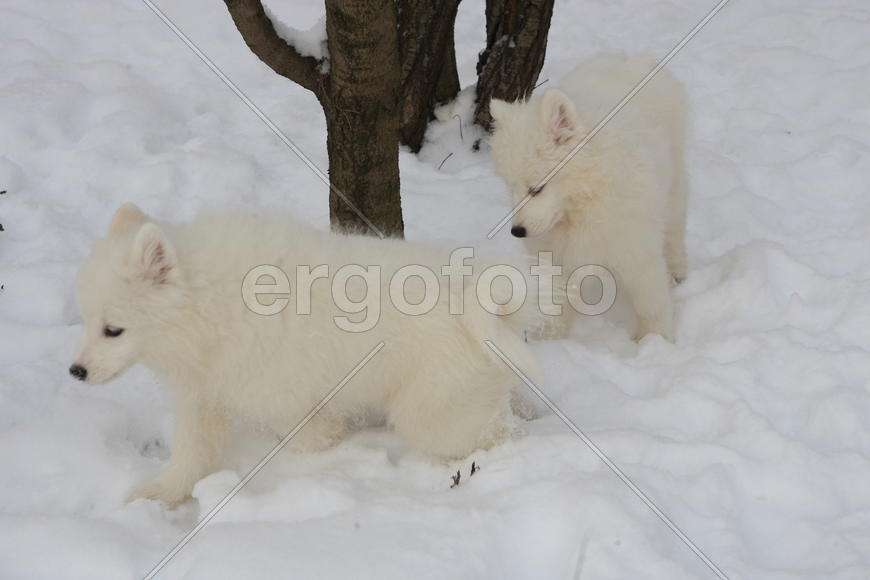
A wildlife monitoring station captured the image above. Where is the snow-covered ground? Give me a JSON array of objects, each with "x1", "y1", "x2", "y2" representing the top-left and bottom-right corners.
[{"x1": 2, "y1": 0, "x2": 869, "y2": 578}]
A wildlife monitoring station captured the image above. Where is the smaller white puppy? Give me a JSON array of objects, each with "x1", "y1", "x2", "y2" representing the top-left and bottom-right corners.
[{"x1": 490, "y1": 54, "x2": 688, "y2": 341}]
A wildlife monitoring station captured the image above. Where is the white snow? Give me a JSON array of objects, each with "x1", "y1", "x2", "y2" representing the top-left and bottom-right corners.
[
  {"x1": 262, "y1": 3, "x2": 328, "y2": 66},
  {"x1": 1, "y1": 0, "x2": 869, "y2": 578}
]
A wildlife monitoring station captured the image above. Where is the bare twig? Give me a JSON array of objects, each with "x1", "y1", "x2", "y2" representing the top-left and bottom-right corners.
[
  {"x1": 437, "y1": 152, "x2": 454, "y2": 170},
  {"x1": 452, "y1": 113, "x2": 464, "y2": 142}
]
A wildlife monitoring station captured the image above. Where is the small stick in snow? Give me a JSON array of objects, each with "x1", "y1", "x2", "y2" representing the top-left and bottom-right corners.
[
  {"x1": 450, "y1": 469, "x2": 461, "y2": 488},
  {"x1": 438, "y1": 152, "x2": 453, "y2": 171},
  {"x1": 470, "y1": 461, "x2": 479, "y2": 476}
]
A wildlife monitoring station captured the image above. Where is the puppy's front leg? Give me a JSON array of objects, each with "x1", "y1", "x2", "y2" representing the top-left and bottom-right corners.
[
  {"x1": 618, "y1": 249, "x2": 675, "y2": 342},
  {"x1": 127, "y1": 394, "x2": 229, "y2": 508}
]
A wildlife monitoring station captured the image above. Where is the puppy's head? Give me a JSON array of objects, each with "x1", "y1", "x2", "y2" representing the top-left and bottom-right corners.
[
  {"x1": 70, "y1": 204, "x2": 183, "y2": 384},
  {"x1": 490, "y1": 90, "x2": 589, "y2": 238}
]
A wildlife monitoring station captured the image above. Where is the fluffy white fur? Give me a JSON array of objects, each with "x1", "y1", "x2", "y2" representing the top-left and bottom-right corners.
[
  {"x1": 490, "y1": 54, "x2": 689, "y2": 341},
  {"x1": 71, "y1": 204, "x2": 538, "y2": 507}
]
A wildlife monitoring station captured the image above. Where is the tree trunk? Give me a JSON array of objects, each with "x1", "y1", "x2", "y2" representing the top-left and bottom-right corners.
[
  {"x1": 434, "y1": 29, "x2": 460, "y2": 106},
  {"x1": 324, "y1": 0, "x2": 404, "y2": 236},
  {"x1": 473, "y1": 0, "x2": 555, "y2": 131},
  {"x1": 397, "y1": 0, "x2": 462, "y2": 153},
  {"x1": 223, "y1": 0, "x2": 404, "y2": 238}
]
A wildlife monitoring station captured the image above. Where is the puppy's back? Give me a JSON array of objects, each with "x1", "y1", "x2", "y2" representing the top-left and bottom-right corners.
[{"x1": 560, "y1": 53, "x2": 686, "y2": 131}]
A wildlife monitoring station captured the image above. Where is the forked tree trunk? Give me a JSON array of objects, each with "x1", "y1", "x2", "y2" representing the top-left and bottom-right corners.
[
  {"x1": 397, "y1": 0, "x2": 462, "y2": 153},
  {"x1": 225, "y1": 0, "x2": 554, "y2": 232},
  {"x1": 474, "y1": 0, "x2": 555, "y2": 131},
  {"x1": 224, "y1": 0, "x2": 404, "y2": 237}
]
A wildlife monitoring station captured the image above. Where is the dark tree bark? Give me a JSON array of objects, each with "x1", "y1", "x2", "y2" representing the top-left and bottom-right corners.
[
  {"x1": 324, "y1": 0, "x2": 403, "y2": 235},
  {"x1": 473, "y1": 0, "x2": 555, "y2": 131},
  {"x1": 397, "y1": 0, "x2": 460, "y2": 153},
  {"x1": 396, "y1": 0, "x2": 462, "y2": 153},
  {"x1": 434, "y1": 28, "x2": 460, "y2": 106},
  {"x1": 224, "y1": 0, "x2": 404, "y2": 237}
]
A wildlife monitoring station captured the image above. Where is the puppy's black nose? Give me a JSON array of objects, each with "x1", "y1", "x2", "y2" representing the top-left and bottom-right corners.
[
  {"x1": 69, "y1": 364, "x2": 87, "y2": 381},
  {"x1": 510, "y1": 225, "x2": 527, "y2": 238}
]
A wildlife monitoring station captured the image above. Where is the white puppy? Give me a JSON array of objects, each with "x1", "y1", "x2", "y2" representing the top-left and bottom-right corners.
[
  {"x1": 490, "y1": 54, "x2": 689, "y2": 341},
  {"x1": 70, "y1": 204, "x2": 538, "y2": 506}
]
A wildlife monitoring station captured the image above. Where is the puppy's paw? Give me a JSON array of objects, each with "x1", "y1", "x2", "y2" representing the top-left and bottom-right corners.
[
  {"x1": 667, "y1": 253, "x2": 688, "y2": 286},
  {"x1": 126, "y1": 476, "x2": 191, "y2": 509},
  {"x1": 634, "y1": 318, "x2": 675, "y2": 343},
  {"x1": 633, "y1": 331, "x2": 675, "y2": 344}
]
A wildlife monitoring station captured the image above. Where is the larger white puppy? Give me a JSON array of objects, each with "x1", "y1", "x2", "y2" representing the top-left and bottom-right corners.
[
  {"x1": 490, "y1": 54, "x2": 689, "y2": 341},
  {"x1": 70, "y1": 204, "x2": 538, "y2": 506}
]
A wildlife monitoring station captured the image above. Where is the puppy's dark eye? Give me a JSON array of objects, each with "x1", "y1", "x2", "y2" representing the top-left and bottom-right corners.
[
  {"x1": 528, "y1": 184, "x2": 544, "y2": 197},
  {"x1": 103, "y1": 325, "x2": 125, "y2": 338}
]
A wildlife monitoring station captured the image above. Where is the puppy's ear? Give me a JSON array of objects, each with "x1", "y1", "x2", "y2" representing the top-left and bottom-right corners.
[
  {"x1": 108, "y1": 203, "x2": 149, "y2": 237},
  {"x1": 540, "y1": 89, "x2": 578, "y2": 146},
  {"x1": 489, "y1": 99, "x2": 510, "y2": 124},
  {"x1": 131, "y1": 222, "x2": 177, "y2": 284}
]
